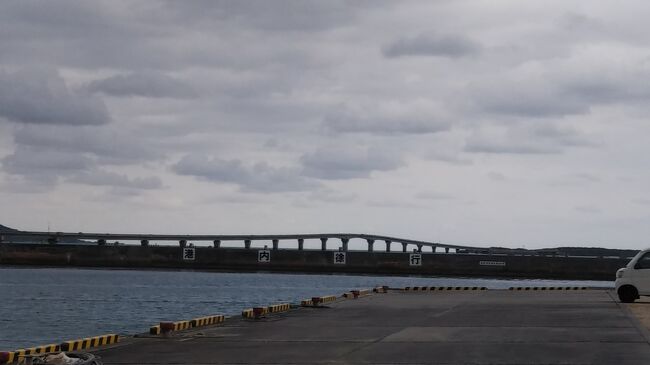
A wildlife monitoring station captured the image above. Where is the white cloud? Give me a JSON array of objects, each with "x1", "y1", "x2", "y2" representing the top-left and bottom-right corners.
[
  {"x1": 0, "y1": 68, "x2": 110, "y2": 125},
  {"x1": 172, "y1": 154, "x2": 318, "y2": 193},
  {"x1": 383, "y1": 33, "x2": 482, "y2": 58},
  {"x1": 301, "y1": 144, "x2": 404, "y2": 180},
  {"x1": 1, "y1": 1, "x2": 650, "y2": 248},
  {"x1": 87, "y1": 71, "x2": 197, "y2": 99}
]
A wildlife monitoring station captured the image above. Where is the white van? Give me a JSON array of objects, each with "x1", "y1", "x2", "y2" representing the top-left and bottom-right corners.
[{"x1": 615, "y1": 249, "x2": 650, "y2": 302}]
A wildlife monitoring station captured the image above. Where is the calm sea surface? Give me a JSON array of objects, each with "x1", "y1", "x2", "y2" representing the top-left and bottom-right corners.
[{"x1": 0, "y1": 266, "x2": 613, "y2": 350}]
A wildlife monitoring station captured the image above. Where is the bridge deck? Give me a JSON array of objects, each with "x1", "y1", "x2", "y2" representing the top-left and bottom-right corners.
[{"x1": 92, "y1": 290, "x2": 650, "y2": 364}]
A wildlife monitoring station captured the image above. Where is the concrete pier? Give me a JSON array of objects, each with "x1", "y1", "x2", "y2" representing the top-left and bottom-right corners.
[{"x1": 91, "y1": 290, "x2": 650, "y2": 364}]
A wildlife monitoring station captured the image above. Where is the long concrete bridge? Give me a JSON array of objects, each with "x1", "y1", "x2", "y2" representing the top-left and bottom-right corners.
[
  {"x1": 0, "y1": 230, "x2": 629, "y2": 280},
  {"x1": 1, "y1": 230, "x2": 554, "y2": 256}
]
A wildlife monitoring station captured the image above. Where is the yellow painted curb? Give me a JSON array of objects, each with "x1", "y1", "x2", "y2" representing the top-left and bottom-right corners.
[{"x1": 60, "y1": 334, "x2": 119, "y2": 352}]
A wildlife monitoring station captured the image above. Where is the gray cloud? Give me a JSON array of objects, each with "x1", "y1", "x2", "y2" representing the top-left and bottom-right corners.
[
  {"x1": 172, "y1": 154, "x2": 318, "y2": 192},
  {"x1": 464, "y1": 139, "x2": 561, "y2": 155},
  {"x1": 575, "y1": 205, "x2": 601, "y2": 214},
  {"x1": 0, "y1": 1, "x2": 369, "y2": 71},
  {"x1": 0, "y1": 143, "x2": 163, "y2": 193},
  {"x1": 0, "y1": 68, "x2": 110, "y2": 125},
  {"x1": 69, "y1": 170, "x2": 163, "y2": 190},
  {"x1": 301, "y1": 145, "x2": 404, "y2": 180},
  {"x1": 383, "y1": 34, "x2": 481, "y2": 58},
  {"x1": 2, "y1": 146, "x2": 92, "y2": 174},
  {"x1": 87, "y1": 71, "x2": 197, "y2": 99},
  {"x1": 472, "y1": 80, "x2": 588, "y2": 118},
  {"x1": 464, "y1": 124, "x2": 596, "y2": 155},
  {"x1": 160, "y1": 0, "x2": 365, "y2": 32},
  {"x1": 13, "y1": 125, "x2": 161, "y2": 165},
  {"x1": 324, "y1": 104, "x2": 450, "y2": 135},
  {"x1": 472, "y1": 49, "x2": 650, "y2": 118},
  {"x1": 2, "y1": 1, "x2": 650, "y2": 248},
  {"x1": 414, "y1": 191, "x2": 455, "y2": 200},
  {"x1": 1, "y1": 145, "x2": 92, "y2": 187}
]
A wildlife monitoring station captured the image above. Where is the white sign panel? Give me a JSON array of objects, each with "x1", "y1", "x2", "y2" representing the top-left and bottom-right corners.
[
  {"x1": 182, "y1": 247, "x2": 196, "y2": 261},
  {"x1": 333, "y1": 251, "x2": 346, "y2": 264},
  {"x1": 479, "y1": 260, "x2": 506, "y2": 266},
  {"x1": 409, "y1": 253, "x2": 422, "y2": 266},
  {"x1": 258, "y1": 250, "x2": 271, "y2": 263}
]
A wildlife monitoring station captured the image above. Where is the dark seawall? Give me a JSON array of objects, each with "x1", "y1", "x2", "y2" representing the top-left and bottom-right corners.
[{"x1": 0, "y1": 243, "x2": 626, "y2": 280}]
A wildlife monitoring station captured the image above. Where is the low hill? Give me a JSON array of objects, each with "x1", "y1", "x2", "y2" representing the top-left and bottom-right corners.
[
  {"x1": 0, "y1": 224, "x2": 88, "y2": 244},
  {"x1": 552, "y1": 247, "x2": 640, "y2": 258}
]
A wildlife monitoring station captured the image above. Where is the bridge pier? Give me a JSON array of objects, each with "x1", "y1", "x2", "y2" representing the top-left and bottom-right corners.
[
  {"x1": 385, "y1": 240, "x2": 391, "y2": 252},
  {"x1": 298, "y1": 238, "x2": 304, "y2": 250},
  {"x1": 213, "y1": 240, "x2": 220, "y2": 248},
  {"x1": 445, "y1": 247, "x2": 450, "y2": 253},
  {"x1": 272, "y1": 239, "x2": 279, "y2": 250},
  {"x1": 244, "y1": 240, "x2": 251, "y2": 249},
  {"x1": 320, "y1": 238, "x2": 327, "y2": 251},
  {"x1": 179, "y1": 240, "x2": 187, "y2": 248},
  {"x1": 417, "y1": 244, "x2": 422, "y2": 253},
  {"x1": 341, "y1": 238, "x2": 349, "y2": 251},
  {"x1": 367, "y1": 239, "x2": 374, "y2": 252},
  {"x1": 140, "y1": 240, "x2": 149, "y2": 247},
  {"x1": 97, "y1": 239, "x2": 106, "y2": 246},
  {"x1": 402, "y1": 242, "x2": 407, "y2": 252}
]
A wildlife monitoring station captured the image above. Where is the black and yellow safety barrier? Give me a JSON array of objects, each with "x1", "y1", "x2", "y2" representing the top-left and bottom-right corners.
[
  {"x1": 508, "y1": 287, "x2": 589, "y2": 291},
  {"x1": 342, "y1": 289, "x2": 372, "y2": 298},
  {"x1": 267, "y1": 303, "x2": 291, "y2": 314},
  {"x1": 373, "y1": 286, "x2": 389, "y2": 293},
  {"x1": 404, "y1": 286, "x2": 487, "y2": 291},
  {"x1": 149, "y1": 315, "x2": 224, "y2": 336},
  {"x1": 11, "y1": 343, "x2": 60, "y2": 359},
  {"x1": 242, "y1": 307, "x2": 268, "y2": 318},
  {"x1": 1, "y1": 336, "x2": 117, "y2": 364},
  {"x1": 0, "y1": 352, "x2": 16, "y2": 365},
  {"x1": 1, "y1": 344, "x2": 59, "y2": 364},
  {"x1": 158, "y1": 320, "x2": 191, "y2": 333},
  {"x1": 190, "y1": 314, "x2": 225, "y2": 328},
  {"x1": 60, "y1": 334, "x2": 119, "y2": 352},
  {"x1": 300, "y1": 294, "x2": 338, "y2": 306}
]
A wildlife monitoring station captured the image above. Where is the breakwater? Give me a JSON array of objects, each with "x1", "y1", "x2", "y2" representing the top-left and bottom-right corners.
[{"x1": 0, "y1": 243, "x2": 626, "y2": 280}]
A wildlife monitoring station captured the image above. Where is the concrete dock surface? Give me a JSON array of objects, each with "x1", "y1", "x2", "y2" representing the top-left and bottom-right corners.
[{"x1": 93, "y1": 290, "x2": 650, "y2": 364}]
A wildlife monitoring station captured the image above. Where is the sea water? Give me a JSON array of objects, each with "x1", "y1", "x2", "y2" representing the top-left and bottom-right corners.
[{"x1": 0, "y1": 267, "x2": 613, "y2": 350}]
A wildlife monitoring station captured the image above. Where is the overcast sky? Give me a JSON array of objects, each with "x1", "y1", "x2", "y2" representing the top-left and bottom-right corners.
[{"x1": 1, "y1": 0, "x2": 649, "y2": 250}]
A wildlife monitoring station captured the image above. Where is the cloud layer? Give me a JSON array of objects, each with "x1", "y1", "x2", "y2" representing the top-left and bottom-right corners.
[{"x1": 1, "y1": 1, "x2": 650, "y2": 248}]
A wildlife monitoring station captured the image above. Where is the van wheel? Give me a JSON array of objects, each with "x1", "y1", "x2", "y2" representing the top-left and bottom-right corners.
[{"x1": 618, "y1": 285, "x2": 638, "y2": 303}]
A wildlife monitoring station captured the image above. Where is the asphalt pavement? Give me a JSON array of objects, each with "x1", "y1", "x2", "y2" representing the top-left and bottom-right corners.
[{"x1": 92, "y1": 289, "x2": 650, "y2": 364}]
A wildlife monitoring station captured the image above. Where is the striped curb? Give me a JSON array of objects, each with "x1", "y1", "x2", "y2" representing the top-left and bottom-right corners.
[
  {"x1": 60, "y1": 334, "x2": 119, "y2": 352},
  {"x1": 242, "y1": 307, "x2": 268, "y2": 319},
  {"x1": 342, "y1": 289, "x2": 372, "y2": 299},
  {"x1": 5, "y1": 344, "x2": 61, "y2": 364},
  {"x1": 508, "y1": 287, "x2": 589, "y2": 291},
  {"x1": 190, "y1": 314, "x2": 225, "y2": 328},
  {"x1": 241, "y1": 303, "x2": 291, "y2": 318},
  {"x1": 373, "y1": 286, "x2": 389, "y2": 293},
  {"x1": 158, "y1": 320, "x2": 191, "y2": 334},
  {"x1": 300, "y1": 295, "x2": 338, "y2": 307},
  {"x1": 0, "y1": 352, "x2": 15, "y2": 365},
  {"x1": 267, "y1": 303, "x2": 291, "y2": 314},
  {"x1": 1, "y1": 335, "x2": 119, "y2": 364},
  {"x1": 404, "y1": 286, "x2": 487, "y2": 291}
]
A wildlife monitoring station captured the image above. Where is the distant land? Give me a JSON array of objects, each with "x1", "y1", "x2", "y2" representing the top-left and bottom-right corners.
[
  {"x1": 0, "y1": 224, "x2": 641, "y2": 257},
  {"x1": 0, "y1": 224, "x2": 88, "y2": 244}
]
